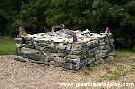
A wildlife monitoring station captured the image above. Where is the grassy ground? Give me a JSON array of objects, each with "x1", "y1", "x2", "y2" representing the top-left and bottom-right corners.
[
  {"x1": 116, "y1": 50, "x2": 135, "y2": 57},
  {"x1": 0, "y1": 52, "x2": 135, "y2": 89},
  {"x1": 0, "y1": 37, "x2": 16, "y2": 55},
  {"x1": 98, "y1": 50, "x2": 135, "y2": 81}
]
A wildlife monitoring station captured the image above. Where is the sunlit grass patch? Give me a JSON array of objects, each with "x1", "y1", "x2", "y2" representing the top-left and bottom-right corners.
[{"x1": 0, "y1": 37, "x2": 16, "y2": 55}]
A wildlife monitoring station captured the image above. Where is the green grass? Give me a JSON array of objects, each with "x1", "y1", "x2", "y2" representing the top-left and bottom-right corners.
[
  {"x1": 0, "y1": 37, "x2": 16, "y2": 55},
  {"x1": 102, "y1": 63, "x2": 135, "y2": 81},
  {"x1": 101, "y1": 50, "x2": 135, "y2": 81},
  {"x1": 116, "y1": 49, "x2": 135, "y2": 57}
]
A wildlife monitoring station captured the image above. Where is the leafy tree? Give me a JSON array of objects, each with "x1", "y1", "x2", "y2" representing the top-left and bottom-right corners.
[{"x1": 0, "y1": 0, "x2": 135, "y2": 49}]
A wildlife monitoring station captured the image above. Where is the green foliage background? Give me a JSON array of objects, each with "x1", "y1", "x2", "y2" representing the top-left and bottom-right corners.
[{"x1": 0, "y1": 0, "x2": 135, "y2": 49}]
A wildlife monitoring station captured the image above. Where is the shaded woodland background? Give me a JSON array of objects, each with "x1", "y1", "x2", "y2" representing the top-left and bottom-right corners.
[{"x1": 0, "y1": 0, "x2": 135, "y2": 50}]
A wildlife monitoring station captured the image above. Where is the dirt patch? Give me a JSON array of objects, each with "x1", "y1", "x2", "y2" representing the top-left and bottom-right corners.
[{"x1": 0, "y1": 55, "x2": 135, "y2": 89}]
